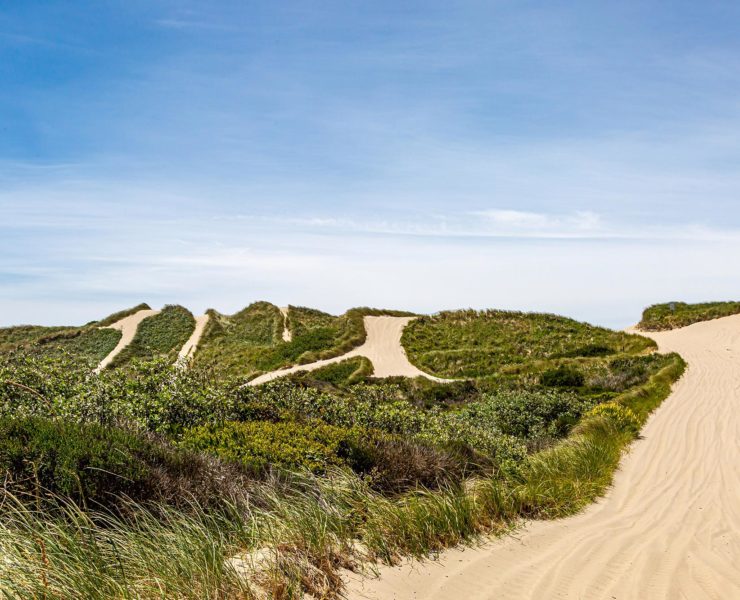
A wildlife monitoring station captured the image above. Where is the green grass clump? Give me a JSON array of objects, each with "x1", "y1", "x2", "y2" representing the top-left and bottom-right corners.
[
  {"x1": 402, "y1": 309, "x2": 655, "y2": 381},
  {"x1": 291, "y1": 356, "x2": 373, "y2": 386},
  {"x1": 639, "y1": 301, "x2": 740, "y2": 331},
  {"x1": 110, "y1": 305, "x2": 195, "y2": 367},
  {"x1": 0, "y1": 325, "x2": 71, "y2": 353}
]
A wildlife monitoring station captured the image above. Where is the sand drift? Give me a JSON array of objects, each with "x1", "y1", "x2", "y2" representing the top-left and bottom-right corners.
[{"x1": 346, "y1": 314, "x2": 740, "y2": 600}]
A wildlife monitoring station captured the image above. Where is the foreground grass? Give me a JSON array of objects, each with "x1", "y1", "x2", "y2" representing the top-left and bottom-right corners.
[
  {"x1": 639, "y1": 301, "x2": 740, "y2": 331},
  {"x1": 0, "y1": 353, "x2": 685, "y2": 598}
]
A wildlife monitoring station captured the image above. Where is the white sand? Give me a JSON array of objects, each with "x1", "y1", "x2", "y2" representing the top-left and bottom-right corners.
[
  {"x1": 248, "y1": 316, "x2": 449, "y2": 385},
  {"x1": 346, "y1": 314, "x2": 740, "y2": 600},
  {"x1": 95, "y1": 308, "x2": 159, "y2": 372},
  {"x1": 279, "y1": 306, "x2": 292, "y2": 342},
  {"x1": 177, "y1": 314, "x2": 209, "y2": 362}
]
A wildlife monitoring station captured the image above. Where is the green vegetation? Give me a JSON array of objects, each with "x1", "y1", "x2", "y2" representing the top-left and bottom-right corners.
[
  {"x1": 0, "y1": 349, "x2": 684, "y2": 598},
  {"x1": 0, "y1": 305, "x2": 160, "y2": 364},
  {"x1": 289, "y1": 356, "x2": 373, "y2": 386},
  {"x1": 195, "y1": 303, "x2": 413, "y2": 380},
  {"x1": 402, "y1": 309, "x2": 654, "y2": 381},
  {"x1": 110, "y1": 305, "x2": 195, "y2": 367},
  {"x1": 639, "y1": 301, "x2": 740, "y2": 331},
  {"x1": 0, "y1": 303, "x2": 687, "y2": 598},
  {"x1": 0, "y1": 416, "x2": 251, "y2": 511}
]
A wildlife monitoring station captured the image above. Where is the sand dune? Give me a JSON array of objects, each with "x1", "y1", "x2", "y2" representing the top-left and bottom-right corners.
[
  {"x1": 248, "y1": 316, "x2": 449, "y2": 386},
  {"x1": 177, "y1": 314, "x2": 209, "y2": 362},
  {"x1": 95, "y1": 308, "x2": 159, "y2": 372},
  {"x1": 346, "y1": 314, "x2": 740, "y2": 600}
]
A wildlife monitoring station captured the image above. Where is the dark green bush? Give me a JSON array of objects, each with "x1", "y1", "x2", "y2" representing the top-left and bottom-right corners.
[
  {"x1": 540, "y1": 365, "x2": 585, "y2": 388},
  {"x1": 464, "y1": 390, "x2": 587, "y2": 440},
  {"x1": 0, "y1": 416, "x2": 255, "y2": 511}
]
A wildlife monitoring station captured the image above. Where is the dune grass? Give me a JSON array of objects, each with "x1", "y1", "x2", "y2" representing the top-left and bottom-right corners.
[
  {"x1": 110, "y1": 305, "x2": 195, "y2": 367},
  {"x1": 194, "y1": 303, "x2": 413, "y2": 381},
  {"x1": 0, "y1": 304, "x2": 156, "y2": 363},
  {"x1": 287, "y1": 356, "x2": 373, "y2": 386},
  {"x1": 639, "y1": 301, "x2": 740, "y2": 331},
  {"x1": 402, "y1": 309, "x2": 655, "y2": 382}
]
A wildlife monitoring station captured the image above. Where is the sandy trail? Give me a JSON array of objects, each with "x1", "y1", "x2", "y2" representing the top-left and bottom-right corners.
[
  {"x1": 248, "y1": 316, "x2": 449, "y2": 386},
  {"x1": 177, "y1": 314, "x2": 209, "y2": 362},
  {"x1": 346, "y1": 314, "x2": 740, "y2": 600},
  {"x1": 280, "y1": 307, "x2": 292, "y2": 342},
  {"x1": 95, "y1": 308, "x2": 159, "y2": 372}
]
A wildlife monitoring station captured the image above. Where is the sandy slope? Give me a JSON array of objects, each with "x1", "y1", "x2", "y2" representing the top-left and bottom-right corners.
[
  {"x1": 248, "y1": 316, "x2": 449, "y2": 386},
  {"x1": 280, "y1": 307, "x2": 292, "y2": 342},
  {"x1": 177, "y1": 314, "x2": 209, "y2": 362},
  {"x1": 346, "y1": 314, "x2": 740, "y2": 600},
  {"x1": 95, "y1": 308, "x2": 159, "y2": 372}
]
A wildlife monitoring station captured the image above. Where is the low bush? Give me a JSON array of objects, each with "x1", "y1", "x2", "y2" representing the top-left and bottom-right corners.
[
  {"x1": 540, "y1": 365, "x2": 585, "y2": 388},
  {"x1": 0, "y1": 416, "x2": 254, "y2": 511}
]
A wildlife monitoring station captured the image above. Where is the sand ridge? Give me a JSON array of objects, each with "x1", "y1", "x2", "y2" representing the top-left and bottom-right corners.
[
  {"x1": 346, "y1": 314, "x2": 740, "y2": 600},
  {"x1": 95, "y1": 308, "x2": 159, "y2": 372},
  {"x1": 248, "y1": 315, "x2": 450, "y2": 386}
]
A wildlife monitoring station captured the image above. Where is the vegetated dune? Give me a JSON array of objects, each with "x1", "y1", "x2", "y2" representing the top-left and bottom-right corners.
[
  {"x1": 248, "y1": 316, "x2": 450, "y2": 385},
  {"x1": 346, "y1": 314, "x2": 740, "y2": 600},
  {"x1": 95, "y1": 308, "x2": 159, "y2": 371},
  {"x1": 177, "y1": 314, "x2": 210, "y2": 362}
]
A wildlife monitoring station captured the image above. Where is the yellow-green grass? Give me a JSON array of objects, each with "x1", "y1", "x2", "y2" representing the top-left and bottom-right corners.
[{"x1": 639, "y1": 301, "x2": 740, "y2": 331}]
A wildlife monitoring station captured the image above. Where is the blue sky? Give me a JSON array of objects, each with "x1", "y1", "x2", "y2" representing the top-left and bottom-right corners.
[{"x1": 2, "y1": 1, "x2": 740, "y2": 327}]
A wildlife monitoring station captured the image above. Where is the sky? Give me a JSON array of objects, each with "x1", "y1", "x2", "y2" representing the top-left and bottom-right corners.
[{"x1": 2, "y1": 0, "x2": 740, "y2": 328}]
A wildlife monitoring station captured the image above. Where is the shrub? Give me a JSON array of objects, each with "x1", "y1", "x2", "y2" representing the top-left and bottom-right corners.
[
  {"x1": 540, "y1": 365, "x2": 585, "y2": 388},
  {"x1": 181, "y1": 420, "x2": 364, "y2": 474},
  {"x1": 585, "y1": 402, "x2": 640, "y2": 435},
  {"x1": 0, "y1": 416, "x2": 254, "y2": 510}
]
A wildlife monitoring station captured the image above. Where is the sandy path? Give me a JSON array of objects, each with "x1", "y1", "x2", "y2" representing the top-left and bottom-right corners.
[
  {"x1": 346, "y1": 314, "x2": 740, "y2": 600},
  {"x1": 248, "y1": 316, "x2": 449, "y2": 386},
  {"x1": 177, "y1": 314, "x2": 209, "y2": 362},
  {"x1": 95, "y1": 308, "x2": 159, "y2": 372},
  {"x1": 280, "y1": 307, "x2": 292, "y2": 342}
]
